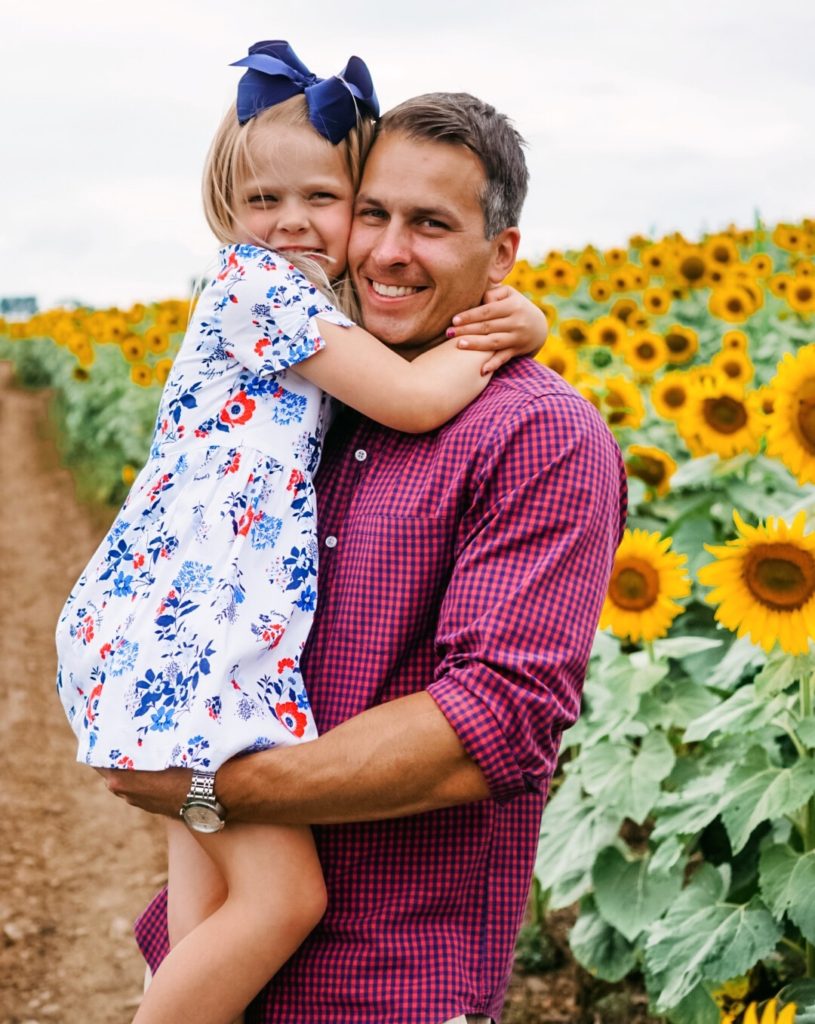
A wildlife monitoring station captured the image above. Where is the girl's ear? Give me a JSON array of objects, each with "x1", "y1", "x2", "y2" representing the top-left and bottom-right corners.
[{"x1": 487, "y1": 227, "x2": 521, "y2": 285}]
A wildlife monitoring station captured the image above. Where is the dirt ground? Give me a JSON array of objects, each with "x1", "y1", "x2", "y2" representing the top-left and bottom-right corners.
[{"x1": 0, "y1": 364, "x2": 657, "y2": 1024}]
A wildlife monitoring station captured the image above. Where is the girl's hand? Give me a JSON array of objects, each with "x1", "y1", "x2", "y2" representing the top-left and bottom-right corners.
[{"x1": 447, "y1": 285, "x2": 549, "y2": 374}]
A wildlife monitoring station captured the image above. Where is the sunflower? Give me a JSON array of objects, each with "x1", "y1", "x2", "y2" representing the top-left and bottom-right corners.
[
  {"x1": 773, "y1": 224, "x2": 805, "y2": 252},
  {"x1": 765, "y1": 345, "x2": 815, "y2": 483},
  {"x1": 678, "y1": 376, "x2": 762, "y2": 459},
  {"x1": 154, "y1": 358, "x2": 174, "y2": 385},
  {"x1": 748, "y1": 253, "x2": 774, "y2": 277},
  {"x1": 622, "y1": 331, "x2": 669, "y2": 376},
  {"x1": 642, "y1": 245, "x2": 670, "y2": 275},
  {"x1": 709, "y1": 284, "x2": 756, "y2": 323},
  {"x1": 676, "y1": 248, "x2": 707, "y2": 286},
  {"x1": 600, "y1": 528, "x2": 691, "y2": 643},
  {"x1": 664, "y1": 324, "x2": 699, "y2": 365},
  {"x1": 600, "y1": 375, "x2": 646, "y2": 429},
  {"x1": 625, "y1": 444, "x2": 677, "y2": 497},
  {"x1": 504, "y1": 260, "x2": 533, "y2": 292},
  {"x1": 642, "y1": 286, "x2": 672, "y2": 316},
  {"x1": 121, "y1": 335, "x2": 146, "y2": 362},
  {"x1": 603, "y1": 247, "x2": 628, "y2": 268},
  {"x1": 578, "y1": 249, "x2": 603, "y2": 275},
  {"x1": 748, "y1": 385, "x2": 776, "y2": 419},
  {"x1": 535, "y1": 335, "x2": 578, "y2": 382},
  {"x1": 787, "y1": 277, "x2": 815, "y2": 314},
  {"x1": 560, "y1": 318, "x2": 591, "y2": 346},
  {"x1": 538, "y1": 301, "x2": 558, "y2": 327},
  {"x1": 122, "y1": 464, "x2": 138, "y2": 486},
  {"x1": 124, "y1": 302, "x2": 146, "y2": 325},
  {"x1": 589, "y1": 279, "x2": 613, "y2": 302},
  {"x1": 704, "y1": 235, "x2": 740, "y2": 267},
  {"x1": 130, "y1": 363, "x2": 154, "y2": 387},
  {"x1": 769, "y1": 273, "x2": 792, "y2": 298},
  {"x1": 545, "y1": 258, "x2": 579, "y2": 294},
  {"x1": 588, "y1": 315, "x2": 626, "y2": 351},
  {"x1": 722, "y1": 329, "x2": 749, "y2": 351},
  {"x1": 145, "y1": 326, "x2": 170, "y2": 354},
  {"x1": 699, "y1": 510, "x2": 815, "y2": 656},
  {"x1": 628, "y1": 309, "x2": 650, "y2": 331},
  {"x1": 712, "y1": 348, "x2": 755, "y2": 387},
  {"x1": 611, "y1": 267, "x2": 638, "y2": 292},
  {"x1": 796, "y1": 260, "x2": 815, "y2": 278},
  {"x1": 651, "y1": 371, "x2": 692, "y2": 420},
  {"x1": 611, "y1": 298, "x2": 638, "y2": 323},
  {"x1": 721, "y1": 998, "x2": 797, "y2": 1024}
]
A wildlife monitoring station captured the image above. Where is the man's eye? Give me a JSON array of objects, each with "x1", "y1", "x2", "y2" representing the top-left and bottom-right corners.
[
  {"x1": 420, "y1": 218, "x2": 448, "y2": 230},
  {"x1": 357, "y1": 207, "x2": 386, "y2": 220}
]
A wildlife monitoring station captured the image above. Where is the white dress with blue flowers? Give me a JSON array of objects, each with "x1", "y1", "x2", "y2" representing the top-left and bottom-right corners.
[{"x1": 56, "y1": 244, "x2": 353, "y2": 770}]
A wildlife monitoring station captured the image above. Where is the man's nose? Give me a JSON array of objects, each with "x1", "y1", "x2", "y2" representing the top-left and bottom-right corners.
[{"x1": 370, "y1": 221, "x2": 411, "y2": 267}]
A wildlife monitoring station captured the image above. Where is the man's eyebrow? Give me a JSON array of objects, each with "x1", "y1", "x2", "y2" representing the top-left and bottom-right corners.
[{"x1": 354, "y1": 193, "x2": 383, "y2": 207}]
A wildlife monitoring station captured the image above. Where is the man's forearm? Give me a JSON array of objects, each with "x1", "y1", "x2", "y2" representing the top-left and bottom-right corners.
[{"x1": 218, "y1": 691, "x2": 491, "y2": 824}]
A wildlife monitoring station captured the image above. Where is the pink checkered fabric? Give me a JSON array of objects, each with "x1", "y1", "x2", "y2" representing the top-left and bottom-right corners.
[{"x1": 134, "y1": 359, "x2": 627, "y2": 1023}]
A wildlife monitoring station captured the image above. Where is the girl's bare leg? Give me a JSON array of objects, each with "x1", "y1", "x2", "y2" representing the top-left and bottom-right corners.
[{"x1": 133, "y1": 823, "x2": 326, "y2": 1024}]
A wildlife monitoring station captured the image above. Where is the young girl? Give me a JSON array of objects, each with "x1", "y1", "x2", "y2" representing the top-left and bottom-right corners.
[{"x1": 56, "y1": 41, "x2": 546, "y2": 1024}]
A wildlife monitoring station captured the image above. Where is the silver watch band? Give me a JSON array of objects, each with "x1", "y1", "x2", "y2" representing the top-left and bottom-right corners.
[{"x1": 187, "y1": 770, "x2": 218, "y2": 803}]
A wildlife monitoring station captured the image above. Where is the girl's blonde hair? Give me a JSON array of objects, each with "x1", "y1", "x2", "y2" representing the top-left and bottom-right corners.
[{"x1": 201, "y1": 96, "x2": 375, "y2": 319}]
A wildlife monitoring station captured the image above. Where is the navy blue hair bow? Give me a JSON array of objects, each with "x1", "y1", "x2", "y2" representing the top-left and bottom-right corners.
[{"x1": 230, "y1": 40, "x2": 379, "y2": 144}]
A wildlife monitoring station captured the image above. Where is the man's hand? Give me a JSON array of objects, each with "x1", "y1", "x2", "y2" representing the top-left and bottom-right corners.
[{"x1": 96, "y1": 766, "x2": 191, "y2": 817}]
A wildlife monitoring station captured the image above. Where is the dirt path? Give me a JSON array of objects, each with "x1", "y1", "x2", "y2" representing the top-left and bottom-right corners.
[{"x1": 0, "y1": 364, "x2": 166, "y2": 1024}]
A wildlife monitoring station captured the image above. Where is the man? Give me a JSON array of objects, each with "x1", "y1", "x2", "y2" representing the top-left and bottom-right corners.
[{"x1": 104, "y1": 92, "x2": 627, "y2": 1024}]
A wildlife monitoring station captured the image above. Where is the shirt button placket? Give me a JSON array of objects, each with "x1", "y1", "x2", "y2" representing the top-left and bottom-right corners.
[{"x1": 324, "y1": 535, "x2": 338, "y2": 549}]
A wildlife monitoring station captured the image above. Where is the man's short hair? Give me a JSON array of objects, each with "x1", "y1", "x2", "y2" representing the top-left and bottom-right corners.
[{"x1": 378, "y1": 92, "x2": 529, "y2": 239}]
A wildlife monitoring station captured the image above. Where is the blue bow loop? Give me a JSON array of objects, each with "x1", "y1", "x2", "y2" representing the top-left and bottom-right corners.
[{"x1": 230, "y1": 41, "x2": 379, "y2": 143}]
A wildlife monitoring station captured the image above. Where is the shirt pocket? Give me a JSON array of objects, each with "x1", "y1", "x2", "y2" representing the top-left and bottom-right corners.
[{"x1": 329, "y1": 513, "x2": 457, "y2": 657}]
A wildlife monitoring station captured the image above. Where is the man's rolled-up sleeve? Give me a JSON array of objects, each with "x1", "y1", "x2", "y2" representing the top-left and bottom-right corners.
[{"x1": 427, "y1": 392, "x2": 626, "y2": 804}]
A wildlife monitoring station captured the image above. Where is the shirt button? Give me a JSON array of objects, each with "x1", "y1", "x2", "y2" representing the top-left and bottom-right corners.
[
  {"x1": 354, "y1": 449, "x2": 368, "y2": 462},
  {"x1": 324, "y1": 535, "x2": 338, "y2": 549}
]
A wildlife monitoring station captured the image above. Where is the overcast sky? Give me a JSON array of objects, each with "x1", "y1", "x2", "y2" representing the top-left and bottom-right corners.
[{"x1": 1, "y1": 0, "x2": 813, "y2": 309}]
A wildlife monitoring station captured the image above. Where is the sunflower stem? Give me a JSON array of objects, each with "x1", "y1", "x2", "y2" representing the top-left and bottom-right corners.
[
  {"x1": 644, "y1": 640, "x2": 656, "y2": 663},
  {"x1": 799, "y1": 672, "x2": 815, "y2": 977}
]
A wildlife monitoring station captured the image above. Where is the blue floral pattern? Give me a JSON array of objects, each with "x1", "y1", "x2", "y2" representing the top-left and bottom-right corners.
[{"x1": 56, "y1": 244, "x2": 353, "y2": 769}]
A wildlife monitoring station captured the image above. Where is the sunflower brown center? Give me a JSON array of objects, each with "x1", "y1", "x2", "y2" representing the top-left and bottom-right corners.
[
  {"x1": 610, "y1": 559, "x2": 659, "y2": 611},
  {"x1": 795, "y1": 285, "x2": 814, "y2": 302},
  {"x1": 712, "y1": 244, "x2": 732, "y2": 264},
  {"x1": 628, "y1": 455, "x2": 666, "y2": 487},
  {"x1": 726, "y1": 296, "x2": 745, "y2": 314},
  {"x1": 601, "y1": 329, "x2": 619, "y2": 346},
  {"x1": 549, "y1": 357, "x2": 565, "y2": 375},
  {"x1": 664, "y1": 386, "x2": 687, "y2": 409},
  {"x1": 636, "y1": 342, "x2": 657, "y2": 360},
  {"x1": 722, "y1": 359, "x2": 743, "y2": 379},
  {"x1": 795, "y1": 377, "x2": 815, "y2": 453},
  {"x1": 703, "y1": 396, "x2": 747, "y2": 434},
  {"x1": 680, "y1": 256, "x2": 706, "y2": 281},
  {"x1": 666, "y1": 333, "x2": 690, "y2": 354},
  {"x1": 743, "y1": 543, "x2": 815, "y2": 610}
]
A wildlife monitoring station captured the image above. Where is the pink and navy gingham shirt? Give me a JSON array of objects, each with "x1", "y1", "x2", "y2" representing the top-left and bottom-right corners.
[{"x1": 135, "y1": 357, "x2": 627, "y2": 1023}]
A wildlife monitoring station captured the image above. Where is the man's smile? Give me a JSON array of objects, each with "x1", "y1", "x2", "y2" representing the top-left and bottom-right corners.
[{"x1": 369, "y1": 280, "x2": 425, "y2": 299}]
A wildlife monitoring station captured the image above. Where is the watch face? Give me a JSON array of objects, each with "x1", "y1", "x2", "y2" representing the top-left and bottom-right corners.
[{"x1": 182, "y1": 802, "x2": 224, "y2": 833}]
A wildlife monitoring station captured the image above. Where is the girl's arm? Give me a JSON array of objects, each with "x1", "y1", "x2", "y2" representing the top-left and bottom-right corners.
[
  {"x1": 447, "y1": 285, "x2": 549, "y2": 373},
  {"x1": 296, "y1": 318, "x2": 490, "y2": 434}
]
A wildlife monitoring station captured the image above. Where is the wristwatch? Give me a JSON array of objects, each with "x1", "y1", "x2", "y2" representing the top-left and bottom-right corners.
[{"x1": 179, "y1": 770, "x2": 227, "y2": 833}]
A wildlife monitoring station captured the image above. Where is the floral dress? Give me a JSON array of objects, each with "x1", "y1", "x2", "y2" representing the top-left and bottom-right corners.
[{"x1": 56, "y1": 244, "x2": 353, "y2": 770}]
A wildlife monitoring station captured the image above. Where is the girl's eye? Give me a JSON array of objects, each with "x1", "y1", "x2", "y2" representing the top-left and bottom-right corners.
[
  {"x1": 248, "y1": 194, "x2": 277, "y2": 205},
  {"x1": 310, "y1": 192, "x2": 337, "y2": 202}
]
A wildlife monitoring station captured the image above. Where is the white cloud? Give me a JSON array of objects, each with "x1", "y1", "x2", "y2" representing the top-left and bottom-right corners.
[{"x1": 1, "y1": 0, "x2": 813, "y2": 307}]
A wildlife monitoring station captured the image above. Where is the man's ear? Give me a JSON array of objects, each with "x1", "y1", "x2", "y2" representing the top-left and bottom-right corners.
[{"x1": 487, "y1": 227, "x2": 521, "y2": 285}]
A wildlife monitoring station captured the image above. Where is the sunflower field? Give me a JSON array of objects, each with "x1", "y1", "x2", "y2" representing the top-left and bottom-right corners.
[{"x1": 3, "y1": 217, "x2": 815, "y2": 1023}]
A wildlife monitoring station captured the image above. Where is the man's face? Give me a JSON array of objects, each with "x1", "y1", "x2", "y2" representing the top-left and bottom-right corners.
[{"x1": 348, "y1": 131, "x2": 517, "y2": 356}]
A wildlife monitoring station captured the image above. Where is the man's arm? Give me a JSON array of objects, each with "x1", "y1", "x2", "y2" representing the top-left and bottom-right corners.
[{"x1": 99, "y1": 690, "x2": 490, "y2": 820}]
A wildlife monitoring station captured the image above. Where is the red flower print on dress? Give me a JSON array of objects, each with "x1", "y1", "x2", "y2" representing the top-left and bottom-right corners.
[
  {"x1": 277, "y1": 657, "x2": 295, "y2": 674},
  {"x1": 219, "y1": 391, "x2": 256, "y2": 427},
  {"x1": 133, "y1": 553, "x2": 145, "y2": 569},
  {"x1": 235, "y1": 507, "x2": 263, "y2": 537},
  {"x1": 254, "y1": 337, "x2": 271, "y2": 357},
  {"x1": 275, "y1": 701, "x2": 308, "y2": 738},
  {"x1": 99, "y1": 643, "x2": 112, "y2": 660},
  {"x1": 286, "y1": 469, "x2": 304, "y2": 493},
  {"x1": 117, "y1": 755, "x2": 135, "y2": 770},
  {"x1": 86, "y1": 682, "x2": 104, "y2": 723}
]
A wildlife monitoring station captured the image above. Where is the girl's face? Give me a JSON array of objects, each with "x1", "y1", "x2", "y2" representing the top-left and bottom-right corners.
[{"x1": 233, "y1": 123, "x2": 355, "y2": 277}]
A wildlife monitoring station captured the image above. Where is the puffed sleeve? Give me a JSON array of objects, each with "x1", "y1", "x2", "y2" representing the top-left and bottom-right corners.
[
  {"x1": 213, "y1": 244, "x2": 354, "y2": 376},
  {"x1": 427, "y1": 392, "x2": 627, "y2": 804}
]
